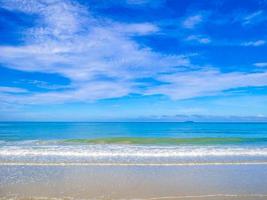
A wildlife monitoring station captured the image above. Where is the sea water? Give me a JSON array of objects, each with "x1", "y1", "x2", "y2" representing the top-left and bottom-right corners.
[{"x1": 1, "y1": 122, "x2": 267, "y2": 165}]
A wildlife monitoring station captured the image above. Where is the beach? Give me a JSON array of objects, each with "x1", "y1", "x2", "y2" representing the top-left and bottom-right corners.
[
  {"x1": 1, "y1": 122, "x2": 267, "y2": 199},
  {"x1": 1, "y1": 164, "x2": 267, "y2": 199}
]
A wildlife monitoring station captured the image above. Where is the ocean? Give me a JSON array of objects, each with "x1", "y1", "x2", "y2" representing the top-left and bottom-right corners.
[{"x1": 1, "y1": 122, "x2": 267, "y2": 165}]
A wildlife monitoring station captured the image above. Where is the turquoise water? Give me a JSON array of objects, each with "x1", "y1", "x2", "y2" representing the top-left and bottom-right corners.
[
  {"x1": 1, "y1": 122, "x2": 267, "y2": 141},
  {"x1": 1, "y1": 122, "x2": 267, "y2": 164}
]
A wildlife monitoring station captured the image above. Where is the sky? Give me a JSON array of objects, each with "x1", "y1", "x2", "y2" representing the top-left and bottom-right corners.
[{"x1": 0, "y1": 0, "x2": 267, "y2": 122}]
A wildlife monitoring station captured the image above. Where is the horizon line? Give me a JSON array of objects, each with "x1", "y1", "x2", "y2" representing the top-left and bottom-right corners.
[{"x1": 0, "y1": 121, "x2": 267, "y2": 123}]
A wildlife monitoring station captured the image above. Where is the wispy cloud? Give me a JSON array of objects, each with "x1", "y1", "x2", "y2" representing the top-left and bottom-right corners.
[
  {"x1": 242, "y1": 10, "x2": 264, "y2": 25},
  {"x1": 146, "y1": 70, "x2": 267, "y2": 100},
  {"x1": 0, "y1": 0, "x2": 189, "y2": 104},
  {"x1": 242, "y1": 40, "x2": 266, "y2": 46},
  {"x1": 124, "y1": 0, "x2": 163, "y2": 6},
  {"x1": 134, "y1": 114, "x2": 267, "y2": 122},
  {"x1": 0, "y1": 86, "x2": 28, "y2": 94},
  {"x1": 112, "y1": 22, "x2": 159, "y2": 35},
  {"x1": 254, "y1": 62, "x2": 267, "y2": 67},
  {"x1": 186, "y1": 35, "x2": 211, "y2": 44},
  {"x1": 182, "y1": 15, "x2": 203, "y2": 29},
  {"x1": 0, "y1": 0, "x2": 267, "y2": 107}
]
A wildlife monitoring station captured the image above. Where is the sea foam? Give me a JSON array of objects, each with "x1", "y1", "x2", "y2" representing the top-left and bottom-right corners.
[{"x1": 1, "y1": 142, "x2": 267, "y2": 164}]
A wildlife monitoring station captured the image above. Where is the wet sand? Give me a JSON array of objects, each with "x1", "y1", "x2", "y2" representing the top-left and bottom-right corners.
[{"x1": 1, "y1": 164, "x2": 267, "y2": 199}]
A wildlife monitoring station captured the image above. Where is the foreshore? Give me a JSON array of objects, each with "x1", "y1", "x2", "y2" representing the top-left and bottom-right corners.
[{"x1": 1, "y1": 164, "x2": 267, "y2": 200}]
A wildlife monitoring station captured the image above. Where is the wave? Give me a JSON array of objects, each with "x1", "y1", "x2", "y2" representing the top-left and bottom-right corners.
[
  {"x1": 1, "y1": 144, "x2": 267, "y2": 157},
  {"x1": 1, "y1": 162, "x2": 267, "y2": 166},
  {"x1": 1, "y1": 138, "x2": 267, "y2": 164}
]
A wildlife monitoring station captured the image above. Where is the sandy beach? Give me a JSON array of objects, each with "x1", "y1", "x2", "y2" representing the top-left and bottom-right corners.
[{"x1": 1, "y1": 164, "x2": 267, "y2": 200}]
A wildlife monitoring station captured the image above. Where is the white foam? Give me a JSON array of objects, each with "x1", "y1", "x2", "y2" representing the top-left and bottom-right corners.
[
  {"x1": 1, "y1": 144, "x2": 267, "y2": 157},
  {"x1": 1, "y1": 161, "x2": 267, "y2": 166}
]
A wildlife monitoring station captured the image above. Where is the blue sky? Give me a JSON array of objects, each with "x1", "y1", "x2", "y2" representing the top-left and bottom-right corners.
[{"x1": 0, "y1": 0, "x2": 267, "y2": 121}]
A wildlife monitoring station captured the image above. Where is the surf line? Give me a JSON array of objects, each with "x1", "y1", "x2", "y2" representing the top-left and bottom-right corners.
[
  {"x1": 147, "y1": 194, "x2": 267, "y2": 199},
  {"x1": 1, "y1": 194, "x2": 267, "y2": 200},
  {"x1": 1, "y1": 161, "x2": 267, "y2": 166}
]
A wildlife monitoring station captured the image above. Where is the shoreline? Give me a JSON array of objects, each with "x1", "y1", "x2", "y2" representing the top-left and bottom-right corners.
[
  {"x1": 1, "y1": 164, "x2": 267, "y2": 199},
  {"x1": 2, "y1": 194, "x2": 267, "y2": 200},
  {"x1": 1, "y1": 161, "x2": 267, "y2": 166}
]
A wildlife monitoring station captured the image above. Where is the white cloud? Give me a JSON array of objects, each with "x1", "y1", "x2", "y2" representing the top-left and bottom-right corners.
[
  {"x1": 1, "y1": 0, "x2": 89, "y2": 41},
  {"x1": 254, "y1": 62, "x2": 267, "y2": 67},
  {"x1": 242, "y1": 40, "x2": 266, "y2": 47},
  {"x1": 1, "y1": 0, "x2": 267, "y2": 106},
  {"x1": 146, "y1": 70, "x2": 267, "y2": 100},
  {"x1": 136, "y1": 114, "x2": 267, "y2": 122},
  {"x1": 112, "y1": 22, "x2": 159, "y2": 35},
  {"x1": 0, "y1": 87, "x2": 28, "y2": 93},
  {"x1": 0, "y1": 0, "x2": 189, "y2": 104},
  {"x1": 125, "y1": 0, "x2": 162, "y2": 6},
  {"x1": 242, "y1": 10, "x2": 264, "y2": 25},
  {"x1": 186, "y1": 35, "x2": 211, "y2": 44},
  {"x1": 182, "y1": 15, "x2": 202, "y2": 29}
]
